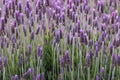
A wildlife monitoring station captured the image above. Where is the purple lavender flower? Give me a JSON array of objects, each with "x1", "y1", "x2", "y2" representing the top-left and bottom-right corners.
[
  {"x1": 55, "y1": 30, "x2": 60, "y2": 42},
  {"x1": 64, "y1": 50, "x2": 71, "y2": 64},
  {"x1": 18, "y1": 1, "x2": 22, "y2": 13},
  {"x1": 36, "y1": 26, "x2": 40, "y2": 35},
  {"x1": 0, "y1": 57, "x2": 2, "y2": 70},
  {"x1": 84, "y1": 4, "x2": 90, "y2": 14},
  {"x1": 0, "y1": 8, "x2": 2, "y2": 18},
  {"x1": 4, "y1": 56, "x2": 7, "y2": 67},
  {"x1": 93, "y1": 8, "x2": 96, "y2": 19},
  {"x1": 15, "y1": 11, "x2": 20, "y2": 25},
  {"x1": 19, "y1": 54, "x2": 24, "y2": 64},
  {"x1": 88, "y1": 16, "x2": 92, "y2": 25},
  {"x1": 30, "y1": 17, "x2": 34, "y2": 27},
  {"x1": 60, "y1": 57, "x2": 65, "y2": 68},
  {"x1": 26, "y1": 0, "x2": 31, "y2": 10},
  {"x1": 30, "y1": 30, "x2": 34, "y2": 41},
  {"x1": 86, "y1": 53, "x2": 91, "y2": 67},
  {"x1": 96, "y1": 75, "x2": 99, "y2": 80},
  {"x1": 12, "y1": 47, "x2": 15, "y2": 54},
  {"x1": 1, "y1": 37, "x2": 5, "y2": 48},
  {"x1": 11, "y1": 74, "x2": 18, "y2": 80},
  {"x1": 23, "y1": 26, "x2": 27, "y2": 37},
  {"x1": 11, "y1": 0, "x2": 15, "y2": 12},
  {"x1": 28, "y1": 45, "x2": 32, "y2": 55},
  {"x1": 101, "y1": 67, "x2": 105, "y2": 78},
  {"x1": 5, "y1": 4, "x2": 9, "y2": 18},
  {"x1": 109, "y1": 44, "x2": 113, "y2": 55},
  {"x1": 23, "y1": 68, "x2": 32, "y2": 78},
  {"x1": 20, "y1": 13, "x2": 24, "y2": 24},
  {"x1": 101, "y1": 23, "x2": 106, "y2": 31},
  {"x1": 25, "y1": 7, "x2": 30, "y2": 18},
  {"x1": 10, "y1": 22, "x2": 15, "y2": 34},
  {"x1": 37, "y1": 45, "x2": 43, "y2": 59},
  {"x1": 0, "y1": 57, "x2": 2, "y2": 66},
  {"x1": 117, "y1": 54, "x2": 120, "y2": 66},
  {"x1": 112, "y1": 53, "x2": 117, "y2": 66},
  {"x1": 36, "y1": 74, "x2": 40, "y2": 80},
  {"x1": 1, "y1": 17, "x2": 5, "y2": 30},
  {"x1": 42, "y1": 72, "x2": 45, "y2": 80},
  {"x1": 11, "y1": 35, "x2": 16, "y2": 48}
]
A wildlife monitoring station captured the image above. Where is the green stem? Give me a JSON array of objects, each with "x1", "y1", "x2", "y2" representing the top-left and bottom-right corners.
[
  {"x1": 3, "y1": 68, "x2": 5, "y2": 80},
  {"x1": 111, "y1": 66, "x2": 116, "y2": 80},
  {"x1": 88, "y1": 67, "x2": 90, "y2": 80},
  {"x1": 108, "y1": 58, "x2": 112, "y2": 80}
]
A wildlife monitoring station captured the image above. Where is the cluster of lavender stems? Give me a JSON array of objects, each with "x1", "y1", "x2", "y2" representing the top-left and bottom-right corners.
[{"x1": 0, "y1": 0, "x2": 120, "y2": 80}]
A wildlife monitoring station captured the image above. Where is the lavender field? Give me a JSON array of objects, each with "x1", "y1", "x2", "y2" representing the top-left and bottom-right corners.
[{"x1": 0, "y1": 0, "x2": 120, "y2": 80}]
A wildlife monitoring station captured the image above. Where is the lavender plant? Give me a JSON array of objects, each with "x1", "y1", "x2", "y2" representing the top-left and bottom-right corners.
[{"x1": 0, "y1": 0, "x2": 120, "y2": 80}]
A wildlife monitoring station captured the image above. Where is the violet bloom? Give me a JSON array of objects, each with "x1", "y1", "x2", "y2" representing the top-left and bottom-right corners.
[
  {"x1": 115, "y1": 22, "x2": 119, "y2": 33},
  {"x1": 109, "y1": 44, "x2": 113, "y2": 55},
  {"x1": 0, "y1": 57, "x2": 2, "y2": 66},
  {"x1": 117, "y1": 54, "x2": 120, "y2": 66},
  {"x1": 83, "y1": 34, "x2": 88, "y2": 45},
  {"x1": 25, "y1": 7, "x2": 30, "y2": 18},
  {"x1": 4, "y1": 56, "x2": 7, "y2": 67},
  {"x1": 23, "y1": 68, "x2": 32, "y2": 78},
  {"x1": 0, "y1": 57, "x2": 2, "y2": 70},
  {"x1": 36, "y1": 74, "x2": 40, "y2": 80},
  {"x1": 15, "y1": 11, "x2": 20, "y2": 25},
  {"x1": 0, "y1": 8, "x2": 2, "y2": 18},
  {"x1": 42, "y1": 72, "x2": 45, "y2": 80},
  {"x1": 64, "y1": 50, "x2": 71, "y2": 64},
  {"x1": 86, "y1": 53, "x2": 91, "y2": 67},
  {"x1": 67, "y1": 33, "x2": 71, "y2": 44},
  {"x1": 93, "y1": 8, "x2": 96, "y2": 19},
  {"x1": 112, "y1": 53, "x2": 117, "y2": 66},
  {"x1": 30, "y1": 30, "x2": 34, "y2": 41},
  {"x1": 55, "y1": 30, "x2": 60, "y2": 42},
  {"x1": 60, "y1": 57, "x2": 65, "y2": 68},
  {"x1": 23, "y1": 26, "x2": 27, "y2": 37},
  {"x1": 5, "y1": 4, "x2": 9, "y2": 18},
  {"x1": 28, "y1": 45, "x2": 32, "y2": 55},
  {"x1": 18, "y1": 1, "x2": 22, "y2": 13},
  {"x1": 101, "y1": 23, "x2": 106, "y2": 31},
  {"x1": 101, "y1": 67, "x2": 105, "y2": 78},
  {"x1": 30, "y1": 17, "x2": 34, "y2": 27},
  {"x1": 10, "y1": 22, "x2": 15, "y2": 34},
  {"x1": 20, "y1": 13, "x2": 24, "y2": 24},
  {"x1": 84, "y1": 4, "x2": 90, "y2": 14},
  {"x1": 11, "y1": 47, "x2": 15, "y2": 54},
  {"x1": 19, "y1": 54, "x2": 24, "y2": 64},
  {"x1": 96, "y1": 75, "x2": 99, "y2": 80},
  {"x1": 36, "y1": 26, "x2": 40, "y2": 35},
  {"x1": 11, "y1": 35, "x2": 16, "y2": 48},
  {"x1": 26, "y1": 0, "x2": 31, "y2": 10},
  {"x1": 11, "y1": 74, "x2": 18, "y2": 80},
  {"x1": 14, "y1": 74, "x2": 18, "y2": 80},
  {"x1": 37, "y1": 45, "x2": 43, "y2": 59},
  {"x1": 1, "y1": 17, "x2": 5, "y2": 30},
  {"x1": 1, "y1": 37, "x2": 5, "y2": 49}
]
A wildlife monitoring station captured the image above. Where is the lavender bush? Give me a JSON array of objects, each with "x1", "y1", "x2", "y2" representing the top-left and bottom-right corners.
[{"x1": 0, "y1": 0, "x2": 120, "y2": 80}]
